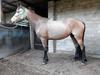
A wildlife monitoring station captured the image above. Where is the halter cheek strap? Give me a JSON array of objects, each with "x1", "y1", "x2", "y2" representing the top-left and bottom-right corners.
[
  {"x1": 19, "y1": 8, "x2": 26, "y2": 19},
  {"x1": 16, "y1": 7, "x2": 27, "y2": 21}
]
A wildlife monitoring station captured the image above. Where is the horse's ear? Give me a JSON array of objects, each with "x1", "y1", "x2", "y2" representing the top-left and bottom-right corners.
[
  {"x1": 17, "y1": 2, "x2": 22, "y2": 7},
  {"x1": 28, "y1": 7, "x2": 35, "y2": 12}
]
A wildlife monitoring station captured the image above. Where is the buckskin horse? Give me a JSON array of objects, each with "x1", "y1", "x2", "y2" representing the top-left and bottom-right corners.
[{"x1": 11, "y1": 5, "x2": 87, "y2": 64}]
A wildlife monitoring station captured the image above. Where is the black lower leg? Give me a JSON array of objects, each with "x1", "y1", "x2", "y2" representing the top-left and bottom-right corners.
[
  {"x1": 70, "y1": 33, "x2": 82, "y2": 61},
  {"x1": 74, "y1": 45, "x2": 82, "y2": 60},
  {"x1": 82, "y1": 46, "x2": 87, "y2": 63},
  {"x1": 43, "y1": 47, "x2": 49, "y2": 64}
]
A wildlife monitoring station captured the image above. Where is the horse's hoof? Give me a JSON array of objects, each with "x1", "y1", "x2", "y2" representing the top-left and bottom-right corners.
[
  {"x1": 81, "y1": 62, "x2": 87, "y2": 65},
  {"x1": 42, "y1": 59, "x2": 48, "y2": 65},
  {"x1": 74, "y1": 57, "x2": 80, "y2": 61},
  {"x1": 81, "y1": 59, "x2": 87, "y2": 65},
  {"x1": 81, "y1": 62, "x2": 86, "y2": 65},
  {"x1": 42, "y1": 61, "x2": 48, "y2": 65},
  {"x1": 82, "y1": 59, "x2": 87, "y2": 62},
  {"x1": 42, "y1": 62, "x2": 47, "y2": 65}
]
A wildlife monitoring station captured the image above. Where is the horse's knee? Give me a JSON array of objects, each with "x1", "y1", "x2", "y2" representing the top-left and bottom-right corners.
[{"x1": 44, "y1": 47, "x2": 48, "y2": 51}]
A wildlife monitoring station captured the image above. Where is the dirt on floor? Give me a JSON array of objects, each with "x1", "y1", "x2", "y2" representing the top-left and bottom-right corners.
[{"x1": 0, "y1": 49, "x2": 100, "y2": 75}]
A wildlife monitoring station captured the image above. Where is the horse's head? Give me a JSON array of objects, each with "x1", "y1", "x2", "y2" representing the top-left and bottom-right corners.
[{"x1": 11, "y1": 5, "x2": 28, "y2": 23}]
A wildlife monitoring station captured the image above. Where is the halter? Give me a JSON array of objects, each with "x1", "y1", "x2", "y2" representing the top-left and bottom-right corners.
[
  {"x1": 0, "y1": 7, "x2": 29, "y2": 29},
  {"x1": 13, "y1": 7, "x2": 29, "y2": 27}
]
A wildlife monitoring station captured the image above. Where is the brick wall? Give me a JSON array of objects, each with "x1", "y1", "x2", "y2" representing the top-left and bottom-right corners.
[{"x1": 48, "y1": 0, "x2": 100, "y2": 56}]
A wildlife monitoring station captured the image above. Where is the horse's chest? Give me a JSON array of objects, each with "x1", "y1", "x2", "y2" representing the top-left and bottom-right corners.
[
  {"x1": 35, "y1": 25, "x2": 47, "y2": 38},
  {"x1": 47, "y1": 20, "x2": 67, "y2": 38}
]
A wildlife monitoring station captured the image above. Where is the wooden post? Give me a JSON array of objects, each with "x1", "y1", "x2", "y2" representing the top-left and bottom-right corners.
[
  {"x1": 29, "y1": 24, "x2": 34, "y2": 49},
  {"x1": 0, "y1": 0, "x2": 2, "y2": 23},
  {"x1": 0, "y1": 0, "x2": 4, "y2": 23},
  {"x1": 53, "y1": 0, "x2": 57, "y2": 53}
]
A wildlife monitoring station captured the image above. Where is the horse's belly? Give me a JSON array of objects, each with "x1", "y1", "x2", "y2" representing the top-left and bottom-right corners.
[{"x1": 47, "y1": 20, "x2": 68, "y2": 39}]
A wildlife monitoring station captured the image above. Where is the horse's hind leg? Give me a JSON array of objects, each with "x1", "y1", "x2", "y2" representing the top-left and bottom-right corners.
[
  {"x1": 40, "y1": 38, "x2": 49, "y2": 64},
  {"x1": 77, "y1": 40, "x2": 87, "y2": 64},
  {"x1": 70, "y1": 33, "x2": 82, "y2": 61},
  {"x1": 81, "y1": 45, "x2": 87, "y2": 63}
]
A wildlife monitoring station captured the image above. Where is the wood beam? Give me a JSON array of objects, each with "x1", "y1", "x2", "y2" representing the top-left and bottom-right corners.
[
  {"x1": 3, "y1": 0, "x2": 16, "y2": 7},
  {"x1": 0, "y1": 0, "x2": 3, "y2": 23},
  {"x1": 19, "y1": 0, "x2": 34, "y2": 7},
  {"x1": 3, "y1": 6, "x2": 15, "y2": 11},
  {"x1": 3, "y1": 6, "x2": 15, "y2": 13},
  {"x1": 4, "y1": 10, "x2": 15, "y2": 13},
  {"x1": 10, "y1": 0, "x2": 18, "y2": 3},
  {"x1": 0, "y1": 0, "x2": 2, "y2": 22}
]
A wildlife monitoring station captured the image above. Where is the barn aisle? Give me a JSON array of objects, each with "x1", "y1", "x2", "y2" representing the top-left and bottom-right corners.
[{"x1": 0, "y1": 49, "x2": 100, "y2": 75}]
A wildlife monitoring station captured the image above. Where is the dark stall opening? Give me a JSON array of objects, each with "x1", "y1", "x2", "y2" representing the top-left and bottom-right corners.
[{"x1": 32, "y1": 0, "x2": 48, "y2": 50}]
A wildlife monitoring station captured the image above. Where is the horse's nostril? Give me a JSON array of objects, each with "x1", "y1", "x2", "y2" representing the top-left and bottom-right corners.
[
  {"x1": 11, "y1": 19, "x2": 13, "y2": 22},
  {"x1": 10, "y1": 20, "x2": 15, "y2": 24},
  {"x1": 8, "y1": 20, "x2": 12, "y2": 24}
]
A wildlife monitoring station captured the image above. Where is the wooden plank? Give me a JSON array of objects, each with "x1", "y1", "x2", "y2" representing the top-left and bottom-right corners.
[
  {"x1": 29, "y1": 24, "x2": 34, "y2": 49},
  {"x1": 53, "y1": 0, "x2": 57, "y2": 53},
  {"x1": 3, "y1": 0, "x2": 16, "y2": 7},
  {"x1": 0, "y1": 0, "x2": 2, "y2": 22}
]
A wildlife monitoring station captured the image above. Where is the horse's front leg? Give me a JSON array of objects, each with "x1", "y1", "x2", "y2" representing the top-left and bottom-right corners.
[
  {"x1": 40, "y1": 38, "x2": 49, "y2": 64},
  {"x1": 43, "y1": 46, "x2": 48, "y2": 64}
]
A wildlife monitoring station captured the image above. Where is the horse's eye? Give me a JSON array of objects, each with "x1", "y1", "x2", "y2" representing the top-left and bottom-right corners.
[{"x1": 17, "y1": 11, "x2": 20, "y2": 13}]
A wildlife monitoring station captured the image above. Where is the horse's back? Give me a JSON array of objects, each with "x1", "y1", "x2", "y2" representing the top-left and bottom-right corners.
[
  {"x1": 47, "y1": 19, "x2": 71, "y2": 39},
  {"x1": 42, "y1": 18, "x2": 85, "y2": 40}
]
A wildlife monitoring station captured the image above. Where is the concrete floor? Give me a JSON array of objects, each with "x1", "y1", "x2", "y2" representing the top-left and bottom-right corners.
[{"x1": 0, "y1": 49, "x2": 100, "y2": 75}]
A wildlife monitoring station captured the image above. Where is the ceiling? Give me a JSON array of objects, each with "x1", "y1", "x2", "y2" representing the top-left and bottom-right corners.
[{"x1": 2, "y1": 0, "x2": 48, "y2": 14}]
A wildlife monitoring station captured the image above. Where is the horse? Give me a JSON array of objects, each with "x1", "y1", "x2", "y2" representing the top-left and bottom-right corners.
[{"x1": 11, "y1": 5, "x2": 87, "y2": 64}]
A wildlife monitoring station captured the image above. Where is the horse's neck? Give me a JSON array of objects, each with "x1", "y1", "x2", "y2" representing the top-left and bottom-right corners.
[
  {"x1": 27, "y1": 10, "x2": 48, "y2": 29},
  {"x1": 27, "y1": 11, "x2": 41, "y2": 24}
]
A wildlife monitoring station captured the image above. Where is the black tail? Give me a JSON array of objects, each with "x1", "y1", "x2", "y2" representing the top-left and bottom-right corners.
[{"x1": 82, "y1": 21, "x2": 86, "y2": 42}]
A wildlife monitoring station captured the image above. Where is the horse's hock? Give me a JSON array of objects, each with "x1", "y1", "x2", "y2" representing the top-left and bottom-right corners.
[{"x1": 48, "y1": 0, "x2": 100, "y2": 57}]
